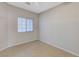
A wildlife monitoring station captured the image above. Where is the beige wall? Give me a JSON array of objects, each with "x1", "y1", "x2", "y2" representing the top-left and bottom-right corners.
[
  {"x1": 0, "y1": 3, "x2": 39, "y2": 50},
  {"x1": 39, "y1": 2, "x2": 79, "y2": 56},
  {"x1": 0, "y1": 3, "x2": 8, "y2": 50}
]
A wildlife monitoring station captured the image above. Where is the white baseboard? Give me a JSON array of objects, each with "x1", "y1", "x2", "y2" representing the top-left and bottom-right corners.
[
  {"x1": 0, "y1": 39, "x2": 79, "y2": 57},
  {"x1": 0, "y1": 47, "x2": 8, "y2": 51},
  {"x1": 40, "y1": 40, "x2": 79, "y2": 57},
  {"x1": 8, "y1": 39, "x2": 37, "y2": 48},
  {"x1": 0, "y1": 39, "x2": 37, "y2": 52}
]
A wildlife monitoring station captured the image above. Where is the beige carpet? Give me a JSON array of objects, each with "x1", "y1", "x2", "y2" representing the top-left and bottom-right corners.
[{"x1": 0, "y1": 40, "x2": 76, "y2": 57}]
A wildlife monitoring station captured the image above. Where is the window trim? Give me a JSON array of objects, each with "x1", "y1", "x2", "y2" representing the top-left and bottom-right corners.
[{"x1": 18, "y1": 16, "x2": 34, "y2": 32}]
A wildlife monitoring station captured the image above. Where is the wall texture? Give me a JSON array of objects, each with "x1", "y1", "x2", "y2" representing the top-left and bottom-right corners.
[
  {"x1": 39, "y1": 2, "x2": 79, "y2": 56},
  {"x1": 0, "y1": 3, "x2": 39, "y2": 50}
]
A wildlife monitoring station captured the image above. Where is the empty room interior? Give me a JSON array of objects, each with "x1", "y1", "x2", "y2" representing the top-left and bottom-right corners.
[{"x1": 0, "y1": 2, "x2": 79, "y2": 57}]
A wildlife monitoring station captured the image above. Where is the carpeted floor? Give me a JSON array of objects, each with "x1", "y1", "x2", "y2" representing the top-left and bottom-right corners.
[{"x1": 0, "y1": 40, "x2": 76, "y2": 57}]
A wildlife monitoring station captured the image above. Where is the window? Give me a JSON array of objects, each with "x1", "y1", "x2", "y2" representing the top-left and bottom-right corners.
[
  {"x1": 26, "y1": 19, "x2": 33, "y2": 32},
  {"x1": 18, "y1": 17, "x2": 26, "y2": 32},
  {"x1": 18, "y1": 17, "x2": 33, "y2": 32}
]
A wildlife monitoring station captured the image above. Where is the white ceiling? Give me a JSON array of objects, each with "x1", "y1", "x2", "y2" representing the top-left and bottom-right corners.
[{"x1": 7, "y1": 2, "x2": 63, "y2": 14}]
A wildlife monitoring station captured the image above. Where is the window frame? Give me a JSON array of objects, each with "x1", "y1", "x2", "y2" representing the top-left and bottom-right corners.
[{"x1": 18, "y1": 16, "x2": 34, "y2": 32}]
